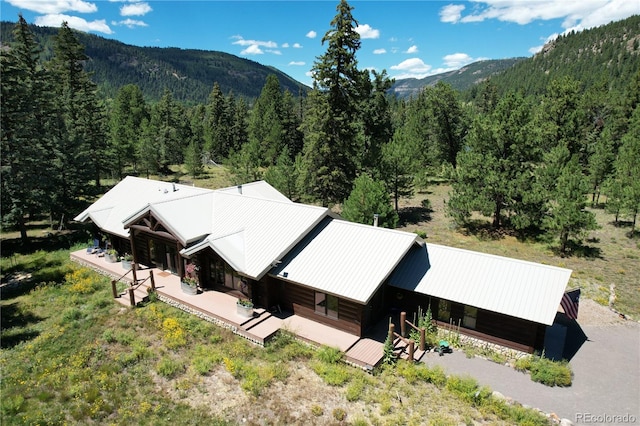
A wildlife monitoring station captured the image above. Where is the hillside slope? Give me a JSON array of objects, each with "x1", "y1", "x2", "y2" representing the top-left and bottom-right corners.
[{"x1": 0, "y1": 21, "x2": 309, "y2": 103}]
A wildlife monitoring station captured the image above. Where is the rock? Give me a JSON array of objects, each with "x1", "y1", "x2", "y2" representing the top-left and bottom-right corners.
[{"x1": 560, "y1": 418, "x2": 574, "y2": 426}]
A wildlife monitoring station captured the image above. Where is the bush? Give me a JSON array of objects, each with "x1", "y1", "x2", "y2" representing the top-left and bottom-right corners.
[
  {"x1": 315, "y1": 345, "x2": 343, "y2": 364},
  {"x1": 514, "y1": 355, "x2": 572, "y2": 386},
  {"x1": 529, "y1": 357, "x2": 572, "y2": 387},
  {"x1": 156, "y1": 357, "x2": 184, "y2": 378}
]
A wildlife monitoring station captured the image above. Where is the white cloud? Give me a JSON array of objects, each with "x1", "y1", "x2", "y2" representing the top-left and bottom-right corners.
[
  {"x1": 282, "y1": 43, "x2": 290, "y2": 48},
  {"x1": 6, "y1": 0, "x2": 97, "y2": 14},
  {"x1": 373, "y1": 48, "x2": 386, "y2": 55},
  {"x1": 35, "y1": 13, "x2": 112, "y2": 34},
  {"x1": 443, "y1": 52, "x2": 477, "y2": 68},
  {"x1": 405, "y1": 45, "x2": 419, "y2": 54},
  {"x1": 232, "y1": 36, "x2": 277, "y2": 49},
  {"x1": 306, "y1": 30, "x2": 317, "y2": 39},
  {"x1": 120, "y1": 2, "x2": 152, "y2": 16},
  {"x1": 440, "y1": 4, "x2": 465, "y2": 23},
  {"x1": 289, "y1": 61, "x2": 305, "y2": 66},
  {"x1": 390, "y1": 57, "x2": 432, "y2": 79},
  {"x1": 293, "y1": 43, "x2": 302, "y2": 48},
  {"x1": 355, "y1": 24, "x2": 380, "y2": 39},
  {"x1": 241, "y1": 44, "x2": 263, "y2": 55},
  {"x1": 112, "y1": 18, "x2": 147, "y2": 28},
  {"x1": 445, "y1": 0, "x2": 638, "y2": 31}
]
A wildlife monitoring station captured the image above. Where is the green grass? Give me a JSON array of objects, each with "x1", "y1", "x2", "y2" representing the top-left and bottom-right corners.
[{"x1": 0, "y1": 249, "x2": 552, "y2": 425}]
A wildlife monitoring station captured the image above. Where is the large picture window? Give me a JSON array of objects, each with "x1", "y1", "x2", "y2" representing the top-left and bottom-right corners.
[
  {"x1": 437, "y1": 300, "x2": 451, "y2": 322},
  {"x1": 315, "y1": 292, "x2": 339, "y2": 319},
  {"x1": 463, "y1": 306, "x2": 478, "y2": 329}
]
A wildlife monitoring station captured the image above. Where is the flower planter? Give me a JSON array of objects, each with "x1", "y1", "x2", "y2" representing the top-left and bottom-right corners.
[
  {"x1": 181, "y1": 281, "x2": 198, "y2": 295},
  {"x1": 105, "y1": 253, "x2": 118, "y2": 263},
  {"x1": 121, "y1": 260, "x2": 132, "y2": 270},
  {"x1": 237, "y1": 303, "x2": 254, "y2": 317}
]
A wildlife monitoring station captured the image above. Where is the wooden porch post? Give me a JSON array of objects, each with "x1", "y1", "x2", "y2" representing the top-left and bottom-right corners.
[
  {"x1": 400, "y1": 311, "x2": 406, "y2": 337},
  {"x1": 149, "y1": 270, "x2": 156, "y2": 291},
  {"x1": 129, "y1": 228, "x2": 138, "y2": 265},
  {"x1": 388, "y1": 323, "x2": 395, "y2": 344},
  {"x1": 131, "y1": 262, "x2": 138, "y2": 284},
  {"x1": 128, "y1": 287, "x2": 135, "y2": 307}
]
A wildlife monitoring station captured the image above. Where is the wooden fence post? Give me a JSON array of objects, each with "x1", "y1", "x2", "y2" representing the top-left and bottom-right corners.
[
  {"x1": 420, "y1": 327, "x2": 426, "y2": 351},
  {"x1": 408, "y1": 340, "x2": 415, "y2": 361},
  {"x1": 111, "y1": 280, "x2": 118, "y2": 298},
  {"x1": 128, "y1": 287, "x2": 135, "y2": 307},
  {"x1": 400, "y1": 311, "x2": 406, "y2": 337},
  {"x1": 149, "y1": 270, "x2": 156, "y2": 291},
  {"x1": 388, "y1": 323, "x2": 395, "y2": 344}
]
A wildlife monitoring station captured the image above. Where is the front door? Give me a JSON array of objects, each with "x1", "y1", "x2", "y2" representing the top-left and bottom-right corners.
[{"x1": 149, "y1": 239, "x2": 179, "y2": 274}]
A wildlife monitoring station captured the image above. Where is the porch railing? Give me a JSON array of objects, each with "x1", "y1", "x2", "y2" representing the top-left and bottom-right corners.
[{"x1": 110, "y1": 263, "x2": 156, "y2": 307}]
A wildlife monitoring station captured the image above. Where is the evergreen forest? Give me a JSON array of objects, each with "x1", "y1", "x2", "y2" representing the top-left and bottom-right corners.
[{"x1": 2, "y1": 6, "x2": 639, "y2": 256}]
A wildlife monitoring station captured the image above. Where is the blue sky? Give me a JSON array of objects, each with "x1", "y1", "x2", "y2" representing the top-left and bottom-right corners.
[{"x1": 3, "y1": 0, "x2": 639, "y2": 86}]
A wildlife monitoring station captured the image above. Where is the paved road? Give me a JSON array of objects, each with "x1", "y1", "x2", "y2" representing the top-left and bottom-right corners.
[{"x1": 423, "y1": 323, "x2": 640, "y2": 424}]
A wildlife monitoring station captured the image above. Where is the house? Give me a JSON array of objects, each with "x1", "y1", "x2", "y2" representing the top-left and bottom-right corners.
[{"x1": 74, "y1": 176, "x2": 573, "y2": 353}]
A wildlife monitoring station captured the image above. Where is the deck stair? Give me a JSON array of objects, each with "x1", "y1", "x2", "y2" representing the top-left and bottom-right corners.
[
  {"x1": 393, "y1": 337, "x2": 427, "y2": 362},
  {"x1": 114, "y1": 283, "x2": 150, "y2": 307},
  {"x1": 239, "y1": 307, "x2": 271, "y2": 330}
]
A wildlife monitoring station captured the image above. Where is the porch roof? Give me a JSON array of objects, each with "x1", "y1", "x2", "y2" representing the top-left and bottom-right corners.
[
  {"x1": 271, "y1": 217, "x2": 421, "y2": 304},
  {"x1": 387, "y1": 243, "x2": 572, "y2": 325},
  {"x1": 73, "y1": 176, "x2": 212, "y2": 238}
]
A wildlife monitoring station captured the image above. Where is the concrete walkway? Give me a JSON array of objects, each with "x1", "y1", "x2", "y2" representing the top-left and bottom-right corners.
[{"x1": 424, "y1": 323, "x2": 640, "y2": 423}]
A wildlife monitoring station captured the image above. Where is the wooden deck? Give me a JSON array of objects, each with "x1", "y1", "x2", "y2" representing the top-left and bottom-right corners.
[{"x1": 71, "y1": 249, "x2": 387, "y2": 369}]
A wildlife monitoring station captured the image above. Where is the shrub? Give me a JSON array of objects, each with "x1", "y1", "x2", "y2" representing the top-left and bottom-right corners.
[
  {"x1": 156, "y1": 357, "x2": 183, "y2": 378},
  {"x1": 332, "y1": 407, "x2": 346, "y2": 421},
  {"x1": 310, "y1": 404, "x2": 323, "y2": 416},
  {"x1": 315, "y1": 345, "x2": 343, "y2": 364},
  {"x1": 529, "y1": 357, "x2": 572, "y2": 387}
]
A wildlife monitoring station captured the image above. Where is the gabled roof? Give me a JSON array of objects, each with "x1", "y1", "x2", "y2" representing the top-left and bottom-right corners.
[
  {"x1": 388, "y1": 243, "x2": 572, "y2": 325},
  {"x1": 181, "y1": 194, "x2": 330, "y2": 279},
  {"x1": 215, "y1": 180, "x2": 292, "y2": 203},
  {"x1": 271, "y1": 217, "x2": 421, "y2": 304},
  {"x1": 73, "y1": 176, "x2": 213, "y2": 238}
]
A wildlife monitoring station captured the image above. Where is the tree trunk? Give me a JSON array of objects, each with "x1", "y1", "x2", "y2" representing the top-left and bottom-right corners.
[{"x1": 18, "y1": 214, "x2": 29, "y2": 245}]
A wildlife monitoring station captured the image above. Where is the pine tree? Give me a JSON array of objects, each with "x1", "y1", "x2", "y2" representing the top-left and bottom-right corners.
[
  {"x1": 342, "y1": 173, "x2": 398, "y2": 228},
  {"x1": 109, "y1": 84, "x2": 149, "y2": 177},
  {"x1": 300, "y1": 0, "x2": 368, "y2": 204},
  {"x1": 543, "y1": 155, "x2": 599, "y2": 254},
  {"x1": 381, "y1": 127, "x2": 416, "y2": 212},
  {"x1": 0, "y1": 15, "x2": 55, "y2": 243}
]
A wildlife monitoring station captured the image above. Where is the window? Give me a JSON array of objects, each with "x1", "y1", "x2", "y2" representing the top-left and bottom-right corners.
[
  {"x1": 463, "y1": 306, "x2": 478, "y2": 329},
  {"x1": 437, "y1": 300, "x2": 451, "y2": 322},
  {"x1": 315, "y1": 292, "x2": 339, "y2": 319}
]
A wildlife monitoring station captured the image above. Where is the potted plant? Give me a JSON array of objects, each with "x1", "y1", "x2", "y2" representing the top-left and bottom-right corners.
[
  {"x1": 236, "y1": 298, "x2": 254, "y2": 317},
  {"x1": 181, "y1": 263, "x2": 199, "y2": 295},
  {"x1": 120, "y1": 253, "x2": 133, "y2": 270},
  {"x1": 105, "y1": 249, "x2": 118, "y2": 263}
]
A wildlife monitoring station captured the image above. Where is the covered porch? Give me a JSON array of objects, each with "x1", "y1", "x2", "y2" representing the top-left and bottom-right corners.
[{"x1": 70, "y1": 248, "x2": 385, "y2": 369}]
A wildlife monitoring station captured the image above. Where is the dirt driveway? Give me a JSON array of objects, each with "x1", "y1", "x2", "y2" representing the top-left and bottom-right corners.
[{"x1": 424, "y1": 300, "x2": 640, "y2": 424}]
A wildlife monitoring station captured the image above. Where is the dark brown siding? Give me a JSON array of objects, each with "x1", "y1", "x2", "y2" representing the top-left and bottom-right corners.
[{"x1": 277, "y1": 279, "x2": 364, "y2": 336}]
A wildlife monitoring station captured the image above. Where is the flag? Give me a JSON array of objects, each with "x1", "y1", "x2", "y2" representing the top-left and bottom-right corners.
[{"x1": 561, "y1": 288, "x2": 580, "y2": 320}]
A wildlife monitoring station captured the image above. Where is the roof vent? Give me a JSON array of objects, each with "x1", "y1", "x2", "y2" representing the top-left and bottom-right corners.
[
  {"x1": 373, "y1": 214, "x2": 379, "y2": 227},
  {"x1": 237, "y1": 185, "x2": 243, "y2": 195}
]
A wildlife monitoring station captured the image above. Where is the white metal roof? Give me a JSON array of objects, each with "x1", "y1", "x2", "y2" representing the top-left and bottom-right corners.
[
  {"x1": 180, "y1": 193, "x2": 330, "y2": 279},
  {"x1": 271, "y1": 218, "x2": 420, "y2": 304},
  {"x1": 387, "y1": 243, "x2": 572, "y2": 325},
  {"x1": 73, "y1": 176, "x2": 213, "y2": 238},
  {"x1": 215, "y1": 180, "x2": 292, "y2": 202}
]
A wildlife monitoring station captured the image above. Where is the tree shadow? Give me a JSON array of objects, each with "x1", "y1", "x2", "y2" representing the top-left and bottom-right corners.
[
  {"x1": 0, "y1": 226, "x2": 91, "y2": 257},
  {"x1": 551, "y1": 240, "x2": 603, "y2": 259},
  {"x1": 398, "y1": 206, "x2": 432, "y2": 227},
  {"x1": 0, "y1": 301, "x2": 42, "y2": 349},
  {"x1": 460, "y1": 219, "x2": 506, "y2": 241}
]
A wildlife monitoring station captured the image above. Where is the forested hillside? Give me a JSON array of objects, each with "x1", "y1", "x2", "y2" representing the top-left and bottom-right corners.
[
  {"x1": 0, "y1": 20, "x2": 308, "y2": 103},
  {"x1": 478, "y1": 15, "x2": 640, "y2": 98}
]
